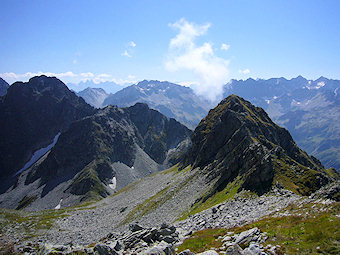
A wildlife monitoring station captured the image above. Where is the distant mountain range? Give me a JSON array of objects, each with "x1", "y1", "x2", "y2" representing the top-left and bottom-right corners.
[
  {"x1": 102, "y1": 80, "x2": 213, "y2": 129},
  {"x1": 76, "y1": 87, "x2": 109, "y2": 108},
  {"x1": 68, "y1": 80, "x2": 129, "y2": 94},
  {"x1": 223, "y1": 76, "x2": 340, "y2": 170}
]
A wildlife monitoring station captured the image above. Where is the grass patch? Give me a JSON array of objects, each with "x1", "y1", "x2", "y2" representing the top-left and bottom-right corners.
[
  {"x1": 272, "y1": 156, "x2": 330, "y2": 196},
  {"x1": 177, "y1": 202, "x2": 340, "y2": 254},
  {"x1": 0, "y1": 208, "x2": 70, "y2": 241},
  {"x1": 177, "y1": 228, "x2": 228, "y2": 253},
  {"x1": 16, "y1": 195, "x2": 38, "y2": 210}
]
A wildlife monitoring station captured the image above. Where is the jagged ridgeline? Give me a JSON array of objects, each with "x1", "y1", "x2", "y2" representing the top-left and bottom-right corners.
[{"x1": 181, "y1": 95, "x2": 337, "y2": 197}]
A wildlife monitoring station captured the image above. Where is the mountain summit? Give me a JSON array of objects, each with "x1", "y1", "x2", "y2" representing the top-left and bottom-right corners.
[
  {"x1": 0, "y1": 76, "x2": 95, "y2": 185},
  {"x1": 182, "y1": 95, "x2": 335, "y2": 195}
]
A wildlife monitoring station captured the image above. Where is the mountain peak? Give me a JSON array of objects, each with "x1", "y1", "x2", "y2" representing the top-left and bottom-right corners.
[{"x1": 182, "y1": 95, "x2": 333, "y2": 196}]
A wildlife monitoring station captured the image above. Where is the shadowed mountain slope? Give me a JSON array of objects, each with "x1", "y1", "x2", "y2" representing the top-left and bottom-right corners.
[
  {"x1": 0, "y1": 76, "x2": 95, "y2": 185},
  {"x1": 0, "y1": 102, "x2": 192, "y2": 210}
]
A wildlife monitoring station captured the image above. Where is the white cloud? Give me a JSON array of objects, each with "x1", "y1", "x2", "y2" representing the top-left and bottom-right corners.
[
  {"x1": 73, "y1": 59, "x2": 77, "y2": 64},
  {"x1": 0, "y1": 71, "x2": 137, "y2": 87},
  {"x1": 122, "y1": 50, "x2": 131, "y2": 58},
  {"x1": 221, "y1": 43, "x2": 230, "y2": 51},
  {"x1": 165, "y1": 18, "x2": 229, "y2": 102},
  {"x1": 129, "y1": 41, "x2": 136, "y2": 47},
  {"x1": 80, "y1": 72, "x2": 95, "y2": 78},
  {"x1": 238, "y1": 69, "x2": 250, "y2": 75}
]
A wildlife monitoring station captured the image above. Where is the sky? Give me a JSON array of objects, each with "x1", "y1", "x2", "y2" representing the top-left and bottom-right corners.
[{"x1": 1, "y1": 0, "x2": 340, "y2": 100}]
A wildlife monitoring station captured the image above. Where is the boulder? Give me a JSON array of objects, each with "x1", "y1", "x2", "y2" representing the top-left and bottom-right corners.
[
  {"x1": 226, "y1": 244, "x2": 244, "y2": 255},
  {"x1": 94, "y1": 243, "x2": 119, "y2": 255},
  {"x1": 142, "y1": 241, "x2": 175, "y2": 255},
  {"x1": 178, "y1": 249, "x2": 195, "y2": 255},
  {"x1": 197, "y1": 250, "x2": 219, "y2": 255},
  {"x1": 129, "y1": 223, "x2": 145, "y2": 232},
  {"x1": 234, "y1": 228, "x2": 260, "y2": 246},
  {"x1": 243, "y1": 243, "x2": 263, "y2": 255}
]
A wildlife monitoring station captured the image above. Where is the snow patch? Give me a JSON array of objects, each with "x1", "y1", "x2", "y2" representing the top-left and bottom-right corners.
[
  {"x1": 291, "y1": 100, "x2": 302, "y2": 106},
  {"x1": 265, "y1": 99, "x2": 270, "y2": 104},
  {"x1": 316, "y1": 81, "x2": 325, "y2": 89},
  {"x1": 334, "y1": 88, "x2": 338, "y2": 96},
  {"x1": 55, "y1": 199, "x2": 63, "y2": 209},
  {"x1": 15, "y1": 132, "x2": 61, "y2": 176},
  {"x1": 109, "y1": 177, "x2": 117, "y2": 190}
]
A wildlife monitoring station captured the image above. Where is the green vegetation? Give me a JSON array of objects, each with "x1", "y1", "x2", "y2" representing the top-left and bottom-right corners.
[
  {"x1": 67, "y1": 159, "x2": 110, "y2": 201},
  {"x1": 0, "y1": 208, "x2": 69, "y2": 241},
  {"x1": 272, "y1": 156, "x2": 329, "y2": 196},
  {"x1": 177, "y1": 202, "x2": 340, "y2": 254},
  {"x1": 176, "y1": 228, "x2": 228, "y2": 253},
  {"x1": 16, "y1": 195, "x2": 38, "y2": 210},
  {"x1": 178, "y1": 177, "x2": 242, "y2": 221}
]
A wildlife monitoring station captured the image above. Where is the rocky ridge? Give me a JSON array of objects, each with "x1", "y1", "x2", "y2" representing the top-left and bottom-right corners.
[
  {"x1": 181, "y1": 95, "x2": 334, "y2": 202},
  {"x1": 0, "y1": 102, "x2": 191, "y2": 210},
  {"x1": 223, "y1": 76, "x2": 340, "y2": 170}
]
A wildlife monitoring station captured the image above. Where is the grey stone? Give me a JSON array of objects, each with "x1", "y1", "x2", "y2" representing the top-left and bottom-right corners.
[
  {"x1": 94, "y1": 243, "x2": 118, "y2": 255},
  {"x1": 244, "y1": 243, "x2": 263, "y2": 255},
  {"x1": 197, "y1": 250, "x2": 219, "y2": 255},
  {"x1": 178, "y1": 249, "x2": 195, "y2": 255},
  {"x1": 159, "y1": 227, "x2": 176, "y2": 236},
  {"x1": 142, "y1": 241, "x2": 175, "y2": 255},
  {"x1": 235, "y1": 228, "x2": 260, "y2": 245},
  {"x1": 162, "y1": 236, "x2": 176, "y2": 243},
  {"x1": 129, "y1": 223, "x2": 145, "y2": 232},
  {"x1": 226, "y1": 244, "x2": 244, "y2": 255}
]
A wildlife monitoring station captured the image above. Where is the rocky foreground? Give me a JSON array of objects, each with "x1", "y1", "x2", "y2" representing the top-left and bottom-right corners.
[{"x1": 9, "y1": 182, "x2": 339, "y2": 255}]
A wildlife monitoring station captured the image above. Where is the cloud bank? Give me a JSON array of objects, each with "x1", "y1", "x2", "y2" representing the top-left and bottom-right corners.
[
  {"x1": 165, "y1": 18, "x2": 230, "y2": 102},
  {"x1": 0, "y1": 71, "x2": 137, "y2": 87},
  {"x1": 239, "y1": 69, "x2": 250, "y2": 75}
]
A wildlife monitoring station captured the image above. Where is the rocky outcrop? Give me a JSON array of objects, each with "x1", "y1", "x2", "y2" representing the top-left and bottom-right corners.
[{"x1": 182, "y1": 95, "x2": 336, "y2": 196}]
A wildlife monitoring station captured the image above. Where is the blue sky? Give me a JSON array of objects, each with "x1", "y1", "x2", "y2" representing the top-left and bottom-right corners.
[{"x1": 1, "y1": 0, "x2": 339, "y2": 99}]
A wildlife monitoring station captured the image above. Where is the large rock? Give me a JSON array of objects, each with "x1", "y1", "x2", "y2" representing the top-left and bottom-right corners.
[
  {"x1": 142, "y1": 241, "x2": 175, "y2": 255},
  {"x1": 94, "y1": 243, "x2": 119, "y2": 255}
]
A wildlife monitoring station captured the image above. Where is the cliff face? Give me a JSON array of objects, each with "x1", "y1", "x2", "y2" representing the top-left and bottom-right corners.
[{"x1": 182, "y1": 95, "x2": 334, "y2": 196}]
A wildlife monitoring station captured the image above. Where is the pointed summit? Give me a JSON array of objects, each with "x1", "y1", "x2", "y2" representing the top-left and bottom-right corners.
[{"x1": 182, "y1": 95, "x2": 336, "y2": 196}]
